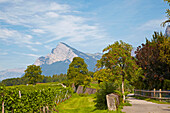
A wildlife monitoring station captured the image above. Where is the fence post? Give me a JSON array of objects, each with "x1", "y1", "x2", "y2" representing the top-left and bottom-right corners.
[
  {"x1": 19, "y1": 90, "x2": 21, "y2": 98},
  {"x1": 2, "y1": 101, "x2": 4, "y2": 113},
  {"x1": 154, "y1": 88, "x2": 155, "y2": 97},
  {"x1": 43, "y1": 106, "x2": 45, "y2": 113},
  {"x1": 159, "y1": 89, "x2": 161, "y2": 102}
]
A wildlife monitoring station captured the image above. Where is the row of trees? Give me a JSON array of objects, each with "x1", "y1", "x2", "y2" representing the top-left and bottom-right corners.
[{"x1": 0, "y1": 68, "x2": 67, "y2": 86}]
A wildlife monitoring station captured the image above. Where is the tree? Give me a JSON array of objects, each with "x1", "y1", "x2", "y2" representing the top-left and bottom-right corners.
[
  {"x1": 159, "y1": 36, "x2": 170, "y2": 65},
  {"x1": 162, "y1": 0, "x2": 170, "y2": 26},
  {"x1": 67, "y1": 57, "x2": 90, "y2": 87},
  {"x1": 96, "y1": 40, "x2": 140, "y2": 103},
  {"x1": 93, "y1": 69, "x2": 113, "y2": 84},
  {"x1": 23, "y1": 65, "x2": 43, "y2": 85},
  {"x1": 135, "y1": 32, "x2": 170, "y2": 90}
]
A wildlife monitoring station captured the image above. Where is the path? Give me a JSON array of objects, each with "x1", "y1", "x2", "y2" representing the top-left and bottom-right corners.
[{"x1": 122, "y1": 94, "x2": 170, "y2": 113}]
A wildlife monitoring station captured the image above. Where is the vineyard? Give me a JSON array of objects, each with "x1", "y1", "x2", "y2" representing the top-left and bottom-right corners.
[{"x1": 0, "y1": 83, "x2": 73, "y2": 113}]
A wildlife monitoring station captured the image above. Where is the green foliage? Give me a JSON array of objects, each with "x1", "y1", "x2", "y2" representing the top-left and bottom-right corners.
[
  {"x1": 67, "y1": 57, "x2": 91, "y2": 87},
  {"x1": 0, "y1": 73, "x2": 67, "y2": 86},
  {"x1": 90, "y1": 82, "x2": 99, "y2": 89},
  {"x1": 23, "y1": 65, "x2": 43, "y2": 85},
  {"x1": 96, "y1": 40, "x2": 141, "y2": 103},
  {"x1": 163, "y1": 79, "x2": 170, "y2": 90},
  {"x1": 97, "y1": 40, "x2": 141, "y2": 83},
  {"x1": 94, "y1": 82, "x2": 119, "y2": 110},
  {"x1": 159, "y1": 37, "x2": 170, "y2": 65},
  {"x1": 79, "y1": 93, "x2": 89, "y2": 97},
  {"x1": 0, "y1": 84, "x2": 73, "y2": 112},
  {"x1": 93, "y1": 69, "x2": 113, "y2": 83},
  {"x1": 135, "y1": 32, "x2": 170, "y2": 90}
]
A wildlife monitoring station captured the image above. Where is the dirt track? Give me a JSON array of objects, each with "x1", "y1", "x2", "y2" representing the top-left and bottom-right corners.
[{"x1": 122, "y1": 94, "x2": 170, "y2": 113}]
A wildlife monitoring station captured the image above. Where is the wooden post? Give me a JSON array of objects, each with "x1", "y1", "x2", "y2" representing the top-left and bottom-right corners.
[
  {"x1": 2, "y1": 101, "x2": 4, "y2": 113},
  {"x1": 19, "y1": 90, "x2": 21, "y2": 98},
  {"x1": 159, "y1": 89, "x2": 161, "y2": 102},
  {"x1": 43, "y1": 106, "x2": 45, "y2": 113},
  {"x1": 46, "y1": 106, "x2": 49, "y2": 113},
  {"x1": 154, "y1": 88, "x2": 155, "y2": 97}
]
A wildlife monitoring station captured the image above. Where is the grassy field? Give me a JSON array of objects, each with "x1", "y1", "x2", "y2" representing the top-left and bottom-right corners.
[{"x1": 57, "y1": 94, "x2": 123, "y2": 113}]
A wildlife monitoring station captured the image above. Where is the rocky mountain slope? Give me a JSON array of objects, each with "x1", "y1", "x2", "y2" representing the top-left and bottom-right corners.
[
  {"x1": 34, "y1": 42, "x2": 102, "y2": 76},
  {"x1": 165, "y1": 25, "x2": 170, "y2": 37}
]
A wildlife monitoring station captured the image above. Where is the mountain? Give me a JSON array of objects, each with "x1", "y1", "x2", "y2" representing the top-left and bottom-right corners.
[
  {"x1": 34, "y1": 42, "x2": 102, "y2": 76},
  {"x1": 0, "y1": 68, "x2": 25, "y2": 81},
  {"x1": 165, "y1": 25, "x2": 170, "y2": 37}
]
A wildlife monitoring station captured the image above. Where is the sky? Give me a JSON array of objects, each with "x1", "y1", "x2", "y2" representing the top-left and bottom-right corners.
[{"x1": 0, "y1": 0, "x2": 169, "y2": 71}]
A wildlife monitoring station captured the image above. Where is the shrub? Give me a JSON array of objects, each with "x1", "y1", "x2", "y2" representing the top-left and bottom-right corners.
[{"x1": 94, "y1": 82, "x2": 118, "y2": 110}]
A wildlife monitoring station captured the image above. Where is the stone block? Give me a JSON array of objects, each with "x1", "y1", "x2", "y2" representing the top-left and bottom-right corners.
[
  {"x1": 84, "y1": 88, "x2": 96, "y2": 94},
  {"x1": 76, "y1": 85, "x2": 84, "y2": 94},
  {"x1": 106, "y1": 93, "x2": 120, "y2": 111},
  {"x1": 72, "y1": 83, "x2": 76, "y2": 92}
]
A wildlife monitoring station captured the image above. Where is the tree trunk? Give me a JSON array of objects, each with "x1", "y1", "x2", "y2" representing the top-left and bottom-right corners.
[
  {"x1": 122, "y1": 75, "x2": 125, "y2": 103},
  {"x1": 2, "y1": 101, "x2": 4, "y2": 113}
]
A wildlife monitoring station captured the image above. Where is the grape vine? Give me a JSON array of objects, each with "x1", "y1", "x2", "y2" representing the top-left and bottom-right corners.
[{"x1": 0, "y1": 84, "x2": 73, "y2": 112}]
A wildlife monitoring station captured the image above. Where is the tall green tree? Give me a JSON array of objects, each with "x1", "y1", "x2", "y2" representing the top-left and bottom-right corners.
[
  {"x1": 67, "y1": 57, "x2": 90, "y2": 87},
  {"x1": 23, "y1": 65, "x2": 43, "y2": 85},
  {"x1": 135, "y1": 32, "x2": 170, "y2": 90},
  {"x1": 97, "y1": 40, "x2": 140, "y2": 103}
]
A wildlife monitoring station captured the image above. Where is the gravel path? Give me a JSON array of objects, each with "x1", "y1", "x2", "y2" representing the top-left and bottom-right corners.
[{"x1": 122, "y1": 94, "x2": 170, "y2": 113}]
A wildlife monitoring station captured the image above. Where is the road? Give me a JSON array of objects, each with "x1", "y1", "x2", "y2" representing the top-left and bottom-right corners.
[{"x1": 122, "y1": 94, "x2": 170, "y2": 113}]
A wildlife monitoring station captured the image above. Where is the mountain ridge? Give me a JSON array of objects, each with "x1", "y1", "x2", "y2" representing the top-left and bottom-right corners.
[{"x1": 34, "y1": 42, "x2": 102, "y2": 76}]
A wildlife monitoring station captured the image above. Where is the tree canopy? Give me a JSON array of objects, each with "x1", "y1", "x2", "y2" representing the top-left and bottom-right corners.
[
  {"x1": 135, "y1": 32, "x2": 170, "y2": 90},
  {"x1": 96, "y1": 40, "x2": 140, "y2": 103},
  {"x1": 67, "y1": 57, "x2": 91, "y2": 87},
  {"x1": 23, "y1": 65, "x2": 43, "y2": 85}
]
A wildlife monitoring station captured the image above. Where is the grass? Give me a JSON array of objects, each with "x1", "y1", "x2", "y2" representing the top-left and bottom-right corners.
[
  {"x1": 133, "y1": 96, "x2": 170, "y2": 104},
  {"x1": 57, "y1": 94, "x2": 123, "y2": 113},
  {"x1": 89, "y1": 82, "x2": 99, "y2": 89}
]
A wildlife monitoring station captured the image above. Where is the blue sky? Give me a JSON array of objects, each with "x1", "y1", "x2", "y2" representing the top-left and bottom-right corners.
[{"x1": 0, "y1": 0, "x2": 169, "y2": 71}]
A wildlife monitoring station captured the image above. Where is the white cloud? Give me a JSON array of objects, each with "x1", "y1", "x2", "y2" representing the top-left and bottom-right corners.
[
  {"x1": 13, "y1": 52, "x2": 40, "y2": 58},
  {"x1": 137, "y1": 19, "x2": 166, "y2": 31},
  {"x1": 0, "y1": 29, "x2": 32, "y2": 44},
  {"x1": 26, "y1": 45, "x2": 38, "y2": 52},
  {"x1": 25, "y1": 53, "x2": 39, "y2": 57},
  {"x1": 0, "y1": 52, "x2": 8, "y2": 55},
  {"x1": 0, "y1": 0, "x2": 23, "y2": 3},
  {"x1": 0, "y1": 0, "x2": 106, "y2": 47},
  {"x1": 0, "y1": 28, "x2": 42, "y2": 51},
  {"x1": 0, "y1": 0, "x2": 13, "y2": 3},
  {"x1": 32, "y1": 29, "x2": 45, "y2": 34}
]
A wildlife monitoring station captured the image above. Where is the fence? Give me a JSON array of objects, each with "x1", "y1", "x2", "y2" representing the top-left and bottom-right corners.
[{"x1": 134, "y1": 89, "x2": 170, "y2": 101}]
